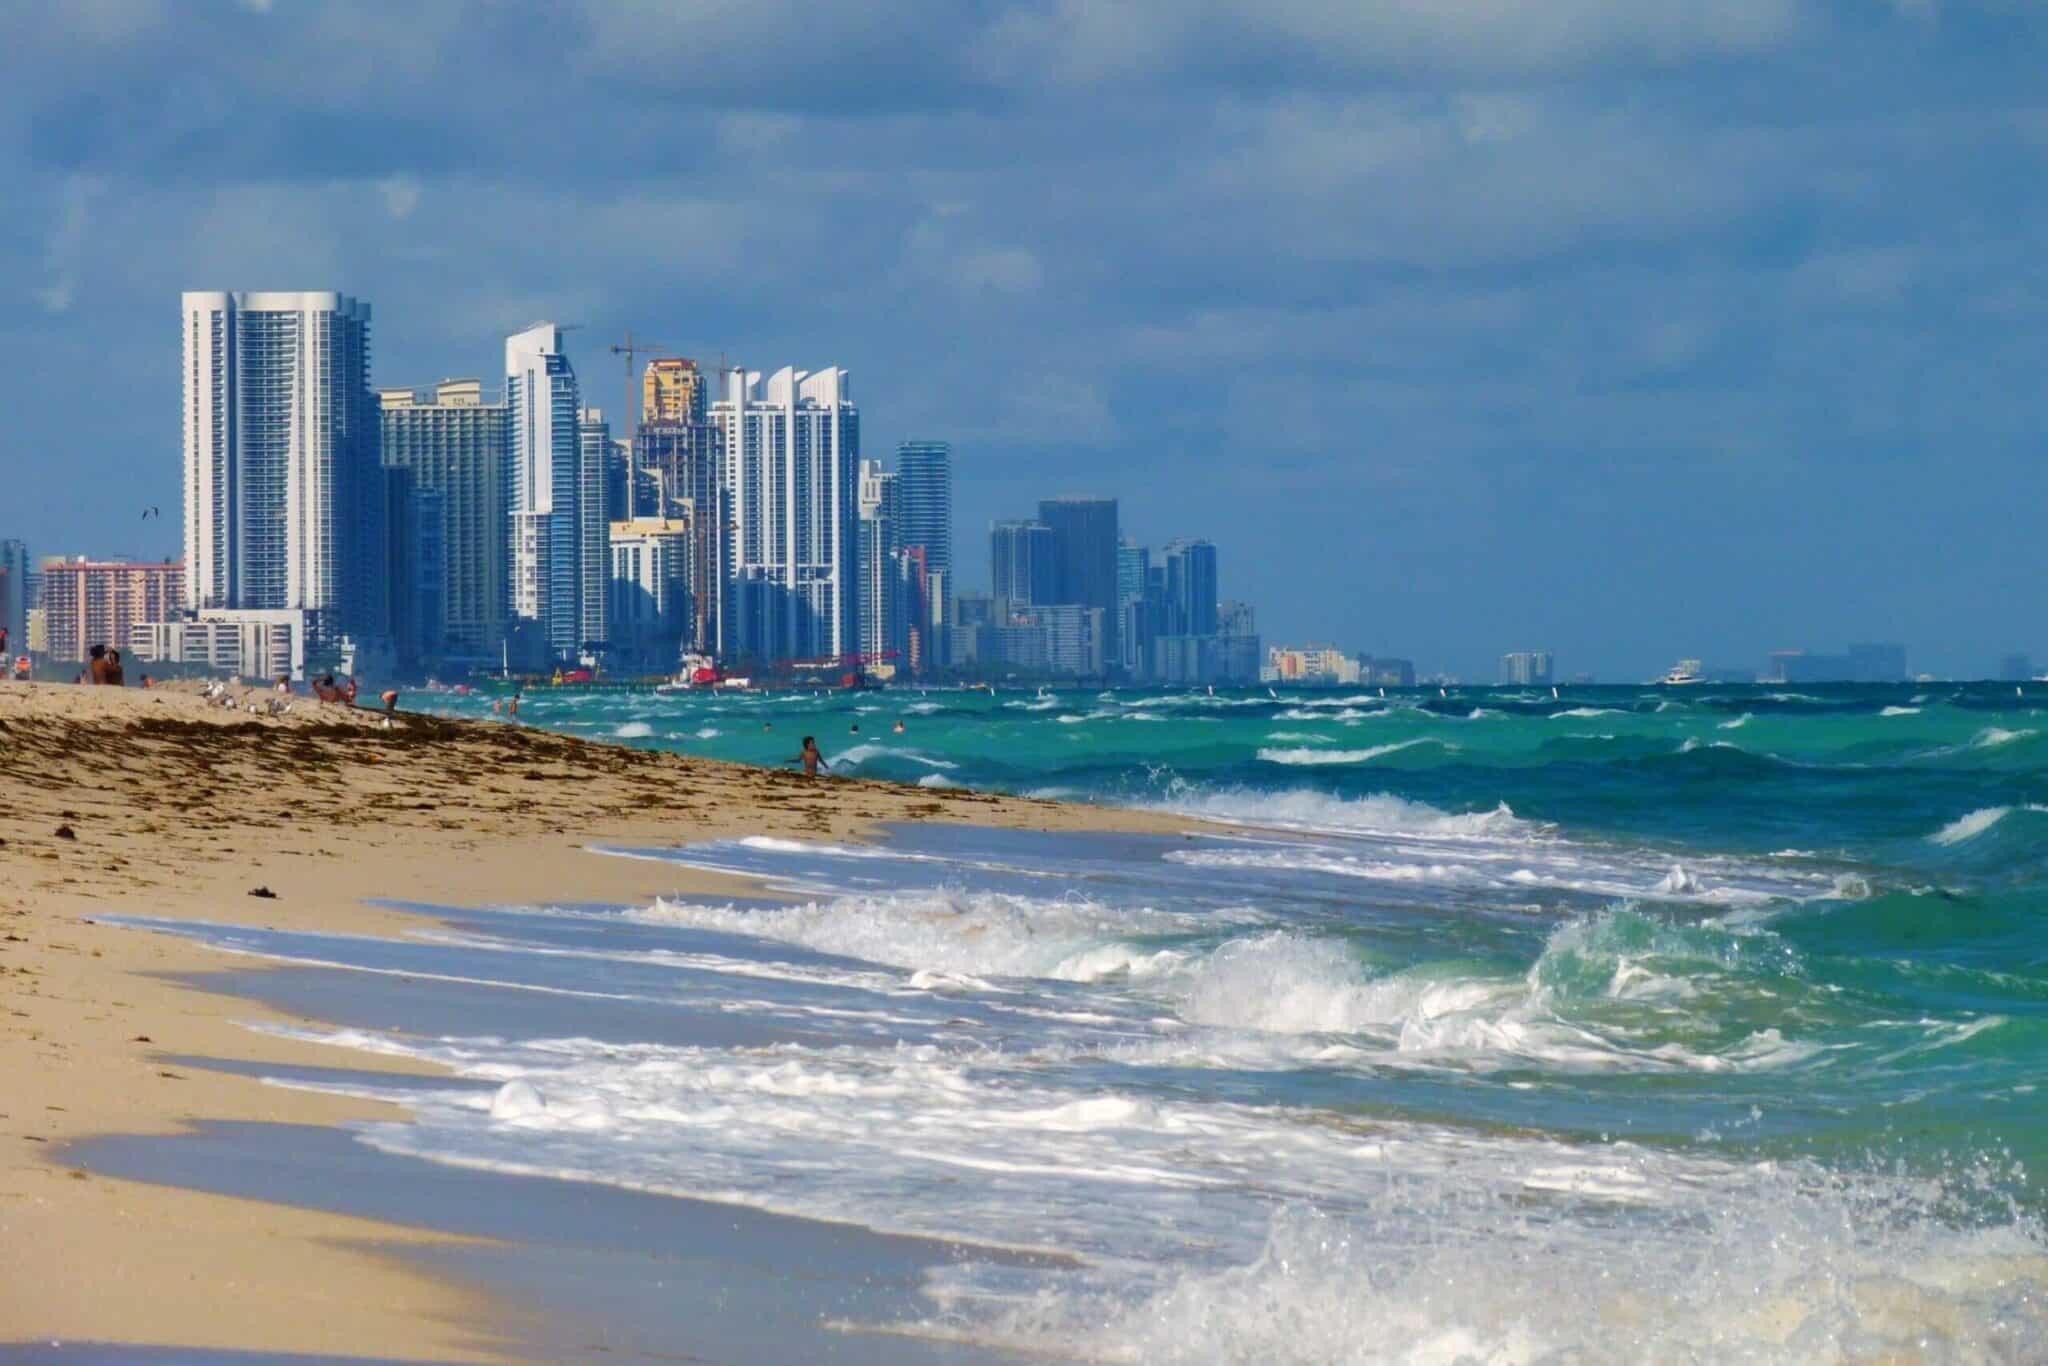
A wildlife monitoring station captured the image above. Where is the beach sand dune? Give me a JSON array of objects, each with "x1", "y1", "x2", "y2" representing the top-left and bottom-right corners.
[{"x1": 0, "y1": 681, "x2": 1182, "y2": 1360}]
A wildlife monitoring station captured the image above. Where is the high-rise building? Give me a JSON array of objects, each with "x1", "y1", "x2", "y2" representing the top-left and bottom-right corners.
[
  {"x1": 991, "y1": 520, "x2": 1056, "y2": 608},
  {"x1": 605, "y1": 435, "x2": 633, "y2": 524},
  {"x1": 577, "y1": 408, "x2": 612, "y2": 651},
  {"x1": 857, "y1": 459, "x2": 904, "y2": 664},
  {"x1": 0, "y1": 538, "x2": 29, "y2": 645},
  {"x1": 180, "y1": 291, "x2": 383, "y2": 650},
  {"x1": 1038, "y1": 496, "x2": 1119, "y2": 661},
  {"x1": 379, "y1": 465, "x2": 444, "y2": 666},
  {"x1": 378, "y1": 380, "x2": 509, "y2": 660},
  {"x1": 1500, "y1": 651, "x2": 1555, "y2": 686},
  {"x1": 607, "y1": 518, "x2": 693, "y2": 667},
  {"x1": 1216, "y1": 601, "x2": 1260, "y2": 685},
  {"x1": 894, "y1": 441, "x2": 952, "y2": 581},
  {"x1": 1116, "y1": 539, "x2": 1149, "y2": 607},
  {"x1": 1160, "y1": 538, "x2": 1219, "y2": 637},
  {"x1": 1115, "y1": 539, "x2": 1152, "y2": 678},
  {"x1": 634, "y1": 418, "x2": 725, "y2": 653},
  {"x1": 39, "y1": 558, "x2": 185, "y2": 664},
  {"x1": 505, "y1": 323, "x2": 584, "y2": 661},
  {"x1": 713, "y1": 366, "x2": 859, "y2": 663},
  {"x1": 643, "y1": 357, "x2": 708, "y2": 425}
]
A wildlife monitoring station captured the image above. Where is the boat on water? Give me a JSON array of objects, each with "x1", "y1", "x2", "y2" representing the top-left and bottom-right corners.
[
  {"x1": 1658, "y1": 659, "x2": 1706, "y2": 686},
  {"x1": 655, "y1": 654, "x2": 730, "y2": 693}
]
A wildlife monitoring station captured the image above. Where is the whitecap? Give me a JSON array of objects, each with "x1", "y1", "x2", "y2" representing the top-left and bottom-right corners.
[
  {"x1": 1929, "y1": 806, "x2": 2009, "y2": 845},
  {"x1": 834, "y1": 742, "x2": 957, "y2": 770},
  {"x1": 1257, "y1": 739, "x2": 1445, "y2": 766}
]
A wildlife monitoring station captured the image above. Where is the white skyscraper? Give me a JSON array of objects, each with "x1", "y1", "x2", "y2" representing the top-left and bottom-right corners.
[
  {"x1": 180, "y1": 291, "x2": 383, "y2": 648},
  {"x1": 505, "y1": 323, "x2": 583, "y2": 659},
  {"x1": 713, "y1": 366, "x2": 859, "y2": 663}
]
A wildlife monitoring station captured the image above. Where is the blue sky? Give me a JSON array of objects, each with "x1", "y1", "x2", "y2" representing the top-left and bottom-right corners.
[{"x1": 3, "y1": 0, "x2": 2044, "y2": 679}]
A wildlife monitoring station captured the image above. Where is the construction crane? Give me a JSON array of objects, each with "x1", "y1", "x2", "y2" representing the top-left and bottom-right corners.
[{"x1": 607, "y1": 331, "x2": 671, "y2": 450}]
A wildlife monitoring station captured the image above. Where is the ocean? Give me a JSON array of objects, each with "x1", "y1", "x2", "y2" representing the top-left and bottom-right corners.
[{"x1": 125, "y1": 682, "x2": 2048, "y2": 1360}]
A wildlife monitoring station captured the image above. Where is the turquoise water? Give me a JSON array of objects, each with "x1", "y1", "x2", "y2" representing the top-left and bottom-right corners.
[{"x1": 225, "y1": 680, "x2": 2048, "y2": 1358}]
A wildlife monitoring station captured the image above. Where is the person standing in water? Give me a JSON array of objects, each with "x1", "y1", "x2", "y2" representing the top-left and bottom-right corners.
[{"x1": 794, "y1": 735, "x2": 826, "y2": 777}]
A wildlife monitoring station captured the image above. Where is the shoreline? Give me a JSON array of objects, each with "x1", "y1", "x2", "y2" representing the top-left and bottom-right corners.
[{"x1": 0, "y1": 681, "x2": 1196, "y2": 1360}]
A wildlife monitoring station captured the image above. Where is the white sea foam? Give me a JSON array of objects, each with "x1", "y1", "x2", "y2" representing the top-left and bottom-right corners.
[
  {"x1": 612, "y1": 721, "x2": 654, "y2": 738},
  {"x1": 958, "y1": 1191, "x2": 2048, "y2": 1365},
  {"x1": 1257, "y1": 738, "x2": 1446, "y2": 766},
  {"x1": 1929, "y1": 803, "x2": 2048, "y2": 845},
  {"x1": 1879, "y1": 705, "x2": 1921, "y2": 717},
  {"x1": 916, "y1": 773, "x2": 960, "y2": 789},
  {"x1": 1972, "y1": 726, "x2": 2037, "y2": 750},
  {"x1": 833, "y1": 743, "x2": 957, "y2": 770},
  {"x1": 629, "y1": 888, "x2": 1243, "y2": 984},
  {"x1": 1717, "y1": 713, "x2": 1752, "y2": 730},
  {"x1": 1553, "y1": 707, "x2": 1621, "y2": 719},
  {"x1": 1155, "y1": 788, "x2": 1531, "y2": 841},
  {"x1": 1654, "y1": 864, "x2": 1702, "y2": 895},
  {"x1": 1931, "y1": 806, "x2": 2010, "y2": 845}
]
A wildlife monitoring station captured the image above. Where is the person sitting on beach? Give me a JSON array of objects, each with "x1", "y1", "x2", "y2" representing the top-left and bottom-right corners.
[
  {"x1": 86, "y1": 644, "x2": 109, "y2": 685},
  {"x1": 379, "y1": 688, "x2": 400, "y2": 715},
  {"x1": 312, "y1": 674, "x2": 341, "y2": 704},
  {"x1": 139, "y1": 673, "x2": 152, "y2": 689},
  {"x1": 276, "y1": 674, "x2": 291, "y2": 693},
  {"x1": 104, "y1": 649, "x2": 125, "y2": 687},
  {"x1": 341, "y1": 677, "x2": 358, "y2": 706},
  {"x1": 794, "y1": 736, "x2": 826, "y2": 778}
]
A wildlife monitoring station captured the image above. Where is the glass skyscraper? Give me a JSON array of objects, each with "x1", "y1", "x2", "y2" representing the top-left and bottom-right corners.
[
  {"x1": 990, "y1": 520, "x2": 1056, "y2": 607},
  {"x1": 1038, "y1": 496, "x2": 1119, "y2": 661},
  {"x1": 894, "y1": 440, "x2": 952, "y2": 582}
]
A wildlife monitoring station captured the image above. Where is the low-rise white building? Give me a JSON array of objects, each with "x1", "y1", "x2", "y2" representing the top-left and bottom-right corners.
[{"x1": 129, "y1": 609, "x2": 306, "y2": 680}]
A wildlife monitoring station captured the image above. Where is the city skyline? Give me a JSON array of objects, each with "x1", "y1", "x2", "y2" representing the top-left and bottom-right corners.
[{"x1": 6, "y1": 3, "x2": 2046, "y2": 677}]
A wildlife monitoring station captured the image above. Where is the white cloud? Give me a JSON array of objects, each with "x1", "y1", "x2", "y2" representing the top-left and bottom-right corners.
[
  {"x1": 34, "y1": 174, "x2": 108, "y2": 314},
  {"x1": 378, "y1": 175, "x2": 421, "y2": 220},
  {"x1": 951, "y1": 246, "x2": 1043, "y2": 294},
  {"x1": 976, "y1": 0, "x2": 1813, "y2": 85}
]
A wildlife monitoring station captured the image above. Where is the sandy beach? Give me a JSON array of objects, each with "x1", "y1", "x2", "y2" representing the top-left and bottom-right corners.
[{"x1": 0, "y1": 681, "x2": 1188, "y2": 1361}]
